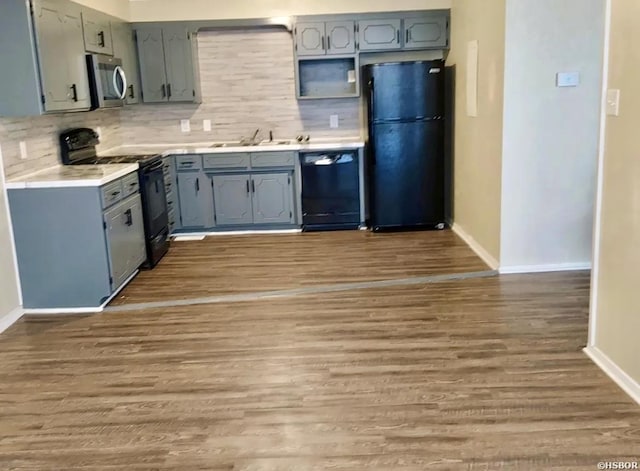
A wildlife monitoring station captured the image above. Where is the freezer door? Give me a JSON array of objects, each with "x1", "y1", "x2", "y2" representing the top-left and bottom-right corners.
[
  {"x1": 370, "y1": 120, "x2": 445, "y2": 229},
  {"x1": 367, "y1": 61, "x2": 445, "y2": 122}
]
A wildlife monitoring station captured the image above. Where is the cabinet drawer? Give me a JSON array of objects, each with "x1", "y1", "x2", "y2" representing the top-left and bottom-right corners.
[
  {"x1": 251, "y1": 152, "x2": 295, "y2": 168},
  {"x1": 121, "y1": 173, "x2": 140, "y2": 197},
  {"x1": 176, "y1": 155, "x2": 203, "y2": 171},
  {"x1": 203, "y1": 153, "x2": 250, "y2": 170},
  {"x1": 101, "y1": 180, "x2": 124, "y2": 208}
]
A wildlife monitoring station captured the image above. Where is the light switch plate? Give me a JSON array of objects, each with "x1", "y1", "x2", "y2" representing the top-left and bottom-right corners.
[
  {"x1": 180, "y1": 119, "x2": 191, "y2": 133},
  {"x1": 19, "y1": 141, "x2": 28, "y2": 160},
  {"x1": 606, "y1": 89, "x2": 621, "y2": 116},
  {"x1": 330, "y1": 115, "x2": 339, "y2": 129},
  {"x1": 556, "y1": 72, "x2": 580, "y2": 87},
  {"x1": 203, "y1": 119, "x2": 212, "y2": 132}
]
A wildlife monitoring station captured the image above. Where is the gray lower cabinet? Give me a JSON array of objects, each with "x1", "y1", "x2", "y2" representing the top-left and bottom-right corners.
[
  {"x1": 358, "y1": 19, "x2": 402, "y2": 51},
  {"x1": 177, "y1": 172, "x2": 214, "y2": 228},
  {"x1": 212, "y1": 174, "x2": 254, "y2": 226},
  {"x1": 212, "y1": 172, "x2": 294, "y2": 227},
  {"x1": 135, "y1": 25, "x2": 199, "y2": 103},
  {"x1": 111, "y1": 21, "x2": 141, "y2": 104},
  {"x1": 404, "y1": 16, "x2": 448, "y2": 49},
  {"x1": 104, "y1": 195, "x2": 146, "y2": 289},
  {"x1": 8, "y1": 174, "x2": 146, "y2": 309}
]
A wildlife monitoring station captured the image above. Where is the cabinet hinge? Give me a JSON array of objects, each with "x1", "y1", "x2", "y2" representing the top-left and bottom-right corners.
[
  {"x1": 193, "y1": 89, "x2": 196, "y2": 97},
  {"x1": 28, "y1": 0, "x2": 34, "y2": 15},
  {"x1": 109, "y1": 276, "x2": 113, "y2": 286},
  {"x1": 103, "y1": 220, "x2": 107, "y2": 230},
  {"x1": 41, "y1": 94, "x2": 45, "y2": 105},
  {"x1": 288, "y1": 175, "x2": 291, "y2": 185},
  {"x1": 289, "y1": 211, "x2": 292, "y2": 219}
]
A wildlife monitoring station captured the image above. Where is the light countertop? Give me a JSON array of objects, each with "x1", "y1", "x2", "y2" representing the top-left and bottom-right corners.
[
  {"x1": 6, "y1": 163, "x2": 139, "y2": 189},
  {"x1": 102, "y1": 138, "x2": 365, "y2": 157}
]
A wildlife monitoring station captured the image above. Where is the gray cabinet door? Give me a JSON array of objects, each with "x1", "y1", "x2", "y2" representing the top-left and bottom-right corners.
[
  {"x1": 326, "y1": 21, "x2": 356, "y2": 55},
  {"x1": 212, "y1": 174, "x2": 254, "y2": 226},
  {"x1": 81, "y1": 10, "x2": 113, "y2": 55},
  {"x1": 111, "y1": 22, "x2": 140, "y2": 104},
  {"x1": 252, "y1": 173, "x2": 293, "y2": 225},
  {"x1": 163, "y1": 27, "x2": 195, "y2": 102},
  {"x1": 177, "y1": 172, "x2": 210, "y2": 228},
  {"x1": 358, "y1": 19, "x2": 402, "y2": 51},
  {"x1": 104, "y1": 195, "x2": 146, "y2": 290},
  {"x1": 63, "y1": 2, "x2": 91, "y2": 110},
  {"x1": 404, "y1": 17, "x2": 448, "y2": 49},
  {"x1": 136, "y1": 27, "x2": 168, "y2": 103},
  {"x1": 295, "y1": 22, "x2": 326, "y2": 56},
  {"x1": 32, "y1": 0, "x2": 71, "y2": 112}
]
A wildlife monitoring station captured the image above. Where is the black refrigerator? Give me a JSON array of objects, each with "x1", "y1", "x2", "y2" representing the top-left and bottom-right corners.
[{"x1": 364, "y1": 60, "x2": 446, "y2": 232}]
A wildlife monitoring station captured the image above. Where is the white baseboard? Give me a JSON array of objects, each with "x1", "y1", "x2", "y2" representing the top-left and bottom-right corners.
[
  {"x1": 23, "y1": 270, "x2": 138, "y2": 316},
  {"x1": 584, "y1": 346, "x2": 640, "y2": 406},
  {"x1": 500, "y1": 262, "x2": 591, "y2": 274},
  {"x1": 0, "y1": 307, "x2": 24, "y2": 334},
  {"x1": 172, "y1": 229, "x2": 302, "y2": 238},
  {"x1": 451, "y1": 223, "x2": 499, "y2": 270}
]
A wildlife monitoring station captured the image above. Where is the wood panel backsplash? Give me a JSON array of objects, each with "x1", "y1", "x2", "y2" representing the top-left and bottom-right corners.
[
  {"x1": 119, "y1": 28, "x2": 362, "y2": 144},
  {"x1": 0, "y1": 109, "x2": 121, "y2": 179}
]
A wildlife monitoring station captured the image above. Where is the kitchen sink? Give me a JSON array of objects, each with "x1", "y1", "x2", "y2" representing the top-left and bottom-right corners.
[{"x1": 210, "y1": 140, "x2": 292, "y2": 148}]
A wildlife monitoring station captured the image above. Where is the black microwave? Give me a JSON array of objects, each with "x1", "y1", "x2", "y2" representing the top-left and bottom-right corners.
[{"x1": 86, "y1": 54, "x2": 127, "y2": 110}]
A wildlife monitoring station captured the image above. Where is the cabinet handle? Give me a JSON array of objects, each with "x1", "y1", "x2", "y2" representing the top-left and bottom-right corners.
[
  {"x1": 406, "y1": 30, "x2": 410, "y2": 43},
  {"x1": 128, "y1": 84, "x2": 135, "y2": 99},
  {"x1": 327, "y1": 35, "x2": 331, "y2": 50},
  {"x1": 195, "y1": 178, "x2": 200, "y2": 192},
  {"x1": 161, "y1": 84, "x2": 166, "y2": 98},
  {"x1": 111, "y1": 191, "x2": 120, "y2": 196},
  {"x1": 125, "y1": 209, "x2": 133, "y2": 226},
  {"x1": 98, "y1": 31, "x2": 105, "y2": 47},
  {"x1": 167, "y1": 83, "x2": 172, "y2": 98},
  {"x1": 70, "y1": 84, "x2": 78, "y2": 102},
  {"x1": 251, "y1": 180, "x2": 255, "y2": 193},
  {"x1": 246, "y1": 180, "x2": 250, "y2": 194},
  {"x1": 155, "y1": 180, "x2": 159, "y2": 193},
  {"x1": 321, "y1": 36, "x2": 325, "y2": 50},
  {"x1": 396, "y1": 30, "x2": 401, "y2": 44}
]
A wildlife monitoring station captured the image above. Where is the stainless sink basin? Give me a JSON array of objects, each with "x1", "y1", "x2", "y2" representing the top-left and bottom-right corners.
[{"x1": 210, "y1": 140, "x2": 292, "y2": 148}]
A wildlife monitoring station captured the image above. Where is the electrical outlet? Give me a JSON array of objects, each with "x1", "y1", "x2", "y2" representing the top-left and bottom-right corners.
[
  {"x1": 203, "y1": 119, "x2": 212, "y2": 132},
  {"x1": 180, "y1": 119, "x2": 191, "y2": 133},
  {"x1": 19, "y1": 141, "x2": 28, "y2": 160},
  {"x1": 330, "y1": 115, "x2": 339, "y2": 129},
  {"x1": 606, "y1": 89, "x2": 621, "y2": 116}
]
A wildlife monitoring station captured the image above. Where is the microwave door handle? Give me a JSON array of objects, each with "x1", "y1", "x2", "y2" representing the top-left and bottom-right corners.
[{"x1": 113, "y1": 66, "x2": 127, "y2": 100}]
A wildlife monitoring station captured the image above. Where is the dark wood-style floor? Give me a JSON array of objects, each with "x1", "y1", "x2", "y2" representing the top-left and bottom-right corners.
[
  {"x1": 1, "y1": 270, "x2": 639, "y2": 470},
  {"x1": 110, "y1": 230, "x2": 490, "y2": 305}
]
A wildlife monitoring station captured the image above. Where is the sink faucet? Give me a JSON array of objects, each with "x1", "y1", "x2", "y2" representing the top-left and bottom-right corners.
[{"x1": 251, "y1": 128, "x2": 261, "y2": 144}]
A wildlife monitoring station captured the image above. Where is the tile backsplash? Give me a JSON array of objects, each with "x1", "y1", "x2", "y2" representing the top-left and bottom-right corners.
[
  {"x1": 0, "y1": 109, "x2": 121, "y2": 179},
  {"x1": 119, "y1": 28, "x2": 362, "y2": 144}
]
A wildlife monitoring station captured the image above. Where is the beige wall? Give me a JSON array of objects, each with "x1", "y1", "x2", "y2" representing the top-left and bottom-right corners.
[
  {"x1": 129, "y1": 0, "x2": 451, "y2": 22},
  {"x1": 446, "y1": 0, "x2": 505, "y2": 263},
  {"x1": 593, "y1": 0, "x2": 640, "y2": 383},
  {"x1": 0, "y1": 146, "x2": 21, "y2": 324},
  {"x1": 75, "y1": 0, "x2": 130, "y2": 19}
]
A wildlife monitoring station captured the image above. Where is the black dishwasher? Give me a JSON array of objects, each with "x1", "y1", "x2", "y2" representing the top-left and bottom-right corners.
[{"x1": 300, "y1": 151, "x2": 360, "y2": 231}]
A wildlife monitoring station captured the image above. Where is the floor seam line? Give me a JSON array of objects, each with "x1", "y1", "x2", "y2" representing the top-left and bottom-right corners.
[{"x1": 103, "y1": 269, "x2": 499, "y2": 313}]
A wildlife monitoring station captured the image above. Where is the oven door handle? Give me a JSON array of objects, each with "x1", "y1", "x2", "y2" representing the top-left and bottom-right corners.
[{"x1": 113, "y1": 66, "x2": 127, "y2": 100}]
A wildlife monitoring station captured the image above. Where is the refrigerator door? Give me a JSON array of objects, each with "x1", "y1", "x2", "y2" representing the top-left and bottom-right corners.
[
  {"x1": 367, "y1": 60, "x2": 445, "y2": 123},
  {"x1": 369, "y1": 120, "x2": 445, "y2": 229}
]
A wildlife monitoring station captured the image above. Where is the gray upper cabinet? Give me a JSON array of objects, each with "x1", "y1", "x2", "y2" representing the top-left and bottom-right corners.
[
  {"x1": 252, "y1": 173, "x2": 294, "y2": 225},
  {"x1": 404, "y1": 16, "x2": 448, "y2": 49},
  {"x1": 358, "y1": 19, "x2": 402, "y2": 51},
  {"x1": 135, "y1": 25, "x2": 199, "y2": 103},
  {"x1": 177, "y1": 172, "x2": 214, "y2": 228},
  {"x1": 81, "y1": 9, "x2": 113, "y2": 55},
  {"x1": 33, "y1": 0, "x2": 91, "y2": 112},
  {"x1": 111, "y1": 21, "x2": 140, "y2": 104},
  {"x1": 212, "y1": 175, "x2": 254, "y2": 226},
  {"x1": 295, "y1": 22, "x2": 326, "y2": 56},
  {"x1": 326, "y1": 21, "x2": 356, "y2": 55},
  {"x1": 295, "y1": 21, "x2": 355, "y2": 56}
]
